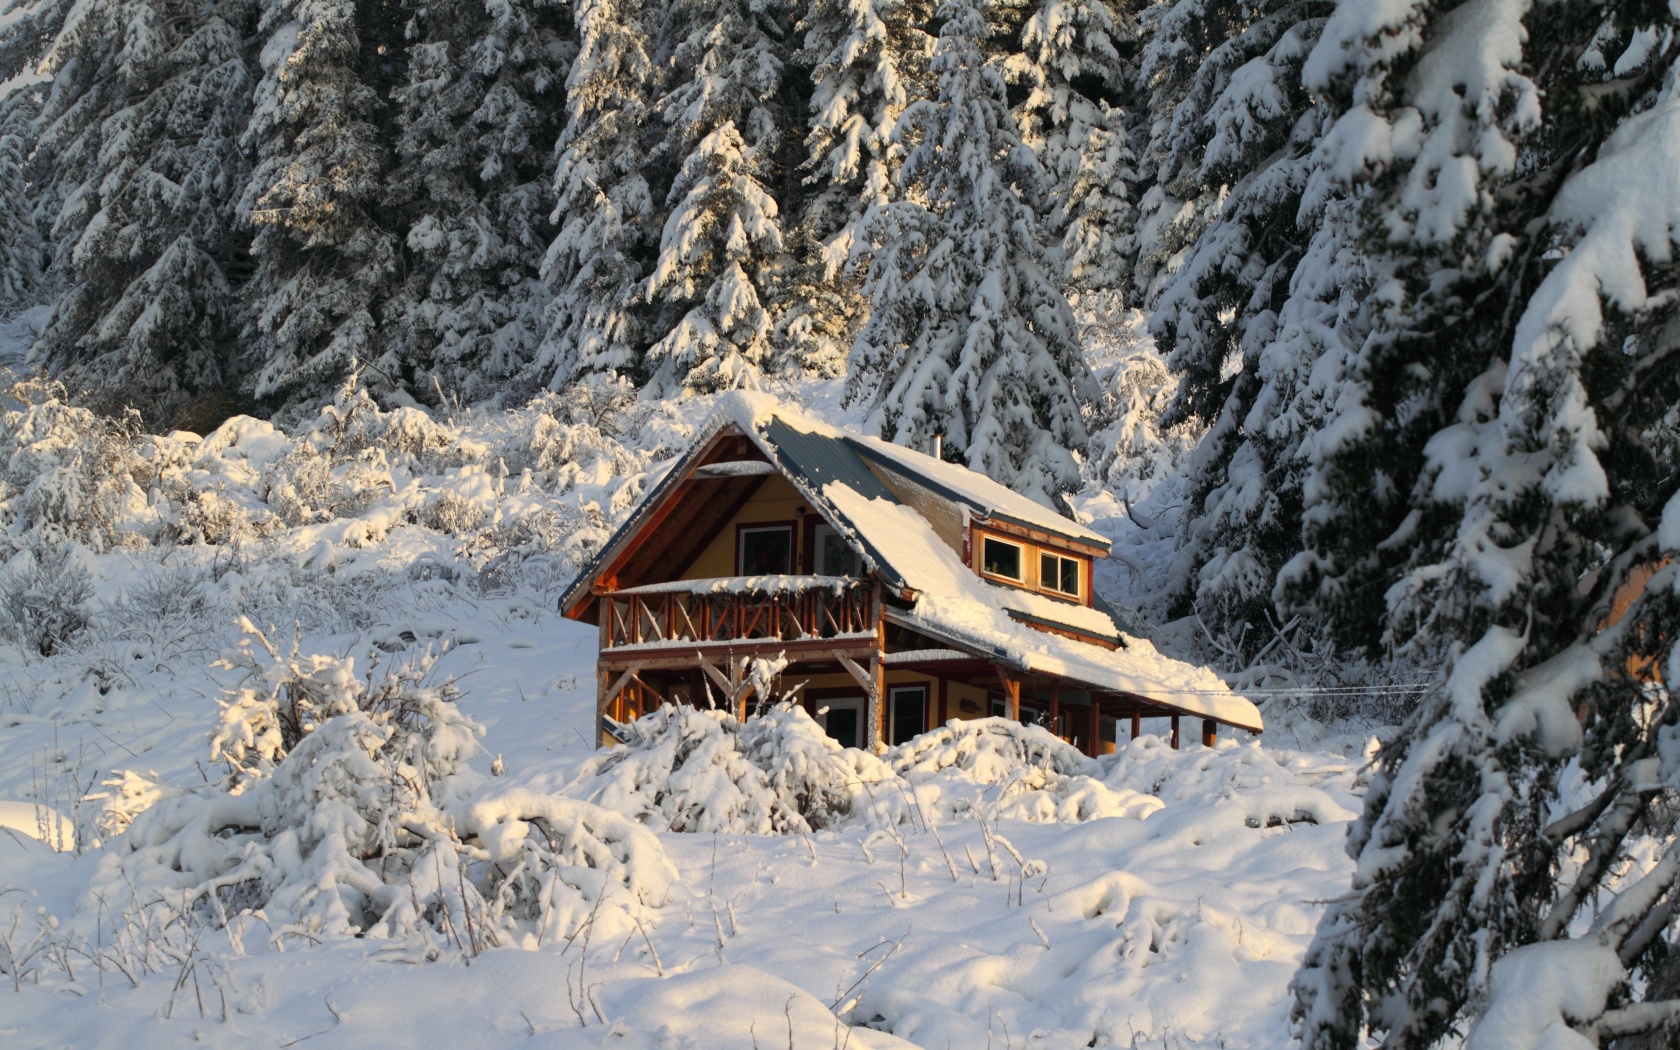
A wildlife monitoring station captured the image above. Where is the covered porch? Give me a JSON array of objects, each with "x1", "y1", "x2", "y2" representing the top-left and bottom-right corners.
[{"x1": 592, "y1": 578, "x2": 1247, "y2": 754}]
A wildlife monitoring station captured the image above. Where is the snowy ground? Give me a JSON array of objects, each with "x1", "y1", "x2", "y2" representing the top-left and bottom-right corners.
[
  {"x1": 0, "y1": 370, "x2": 1369, "y2": 1048},
  {"x1": 0, "y1": 609, "x2": 1360, "y2": 1048}
]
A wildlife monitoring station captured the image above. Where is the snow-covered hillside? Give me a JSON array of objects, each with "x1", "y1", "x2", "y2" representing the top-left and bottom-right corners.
[{"x1": 0, "y1": 369, "x2": 1370, "y2": 1048}]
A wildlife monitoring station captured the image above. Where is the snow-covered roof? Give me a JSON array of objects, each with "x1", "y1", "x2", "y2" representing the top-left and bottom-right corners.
[
  {"x1": 841, "y1": 434, "x2": 1109, "y2": 549},
  {"x1": 561, "y1": 392, "x2": 1261, "y2": 732}
]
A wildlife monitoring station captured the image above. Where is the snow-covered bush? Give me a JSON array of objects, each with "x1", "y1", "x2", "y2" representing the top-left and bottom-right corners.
[
  {"x1": 0, "y1": 543, "x2": 95, "y2": 655},
  {"x1": 892, "y1": 717, "x2": 1100, "y2": 781},
  {"x1": 890, "y1": 718, "x2": 1161, "y2": 824},
  {"x1": 88, "y1": 621, "x2": 673, "y2": 954},
  {"x1": 567, "y1": 703, "x2": 893, "y2": 834},
  {"x1": 0, "y1": 376, "x2": 145, "y2": 553}
]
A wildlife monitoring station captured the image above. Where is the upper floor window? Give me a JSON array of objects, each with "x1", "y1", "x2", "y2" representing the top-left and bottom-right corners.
[
  {"x1": 739, "y1": 525, "x2": 792, "y2": 574},
  {"x1": 1040, "y1": 551, "x2": 1081, "y2": 598},
  {"x1": 982, "y1": 536, "x2": 1024, "y2": 581},
  {"x1": 812, "y1": 522, "x2": 865, "y2": 576}
]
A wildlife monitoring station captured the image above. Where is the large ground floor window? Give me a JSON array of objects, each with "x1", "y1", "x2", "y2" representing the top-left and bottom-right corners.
[
  {"x1": 817, "y1": 695, "x2": 866, "y2": 750},
  {"x1": 889, "y1": 685, "x2": 927, "y2": 746}
]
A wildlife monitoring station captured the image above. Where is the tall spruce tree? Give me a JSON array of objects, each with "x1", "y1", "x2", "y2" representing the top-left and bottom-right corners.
[
  {"x1": 19, "y1": 0, "x2": 256, "y2": 418},
  {"x1": 386, "y1": 0, "x2": 573, "y2": 404},
  {"x1": 1292, "y1": 3, "x2": 1680, "y2": 1047},
  {"x1": 849, "y1": 0, "x2": 1095, "y2": 500},
  {"x1": 239, "y1": 0, "x2": 402, "y2": 411},
  {"x1": 0, "y1": 132, "x2": 42, "y2": 317},
  {"x1": 537, "y1": 0, "x2": 658, "y2": 385},
  {"x1": 1141, "y1": 0, "x2": 1341, "y2": 639},
  {"x1": 641, "y1": 0, "x2": 791, "y2": 394},
  {"x1": 1010, "y1": 0, "x2": 1136, "y2": 299},
  {"x1": 786, "y1": 0, "x2": 934, "y2": 375}
]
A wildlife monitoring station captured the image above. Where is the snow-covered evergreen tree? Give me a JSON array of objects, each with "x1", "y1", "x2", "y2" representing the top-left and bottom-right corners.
[
  {"x1": 1010, "y1": 0, "x2": 1136, "y2": 299},
  {"x1": 239, "y1": 0, "x2": 402, "y2": 412},
  {"x1": 385, "y1": 0, "x2": 573, "y2": 405},
  {"x1": 1141, "y1": 0, "x2": 1340, "y2": 637},
  {"x1": 20, "y1": 0, "x2": 255, "y2": 418},
  {"x1": 849, "y1": 0, "x2": 1095, "y2": 500},
  {"x1": 537, "y1": 0, "x2": 658, "y2": 385},
  {"x1": 1294, "y1": 5, "x2": 1680, "y2": 1047},
  {"x1": 0, "y1": 0, "x2": 74, "y2": 87},
  {"x1": 0, "y1": 132, "x2": 41, "y2": 316},
  {"x1": 1130, "y1": 0, "x2": 1295, "y2": 304},
  {"x1": 784, "y1": 0, "x2": 934, "y2": 375},
  {"x1": 641, "y1": 0, "x2": 791, "y2": 394}
]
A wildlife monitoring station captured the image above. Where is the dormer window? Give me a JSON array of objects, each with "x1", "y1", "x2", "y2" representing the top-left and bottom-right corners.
[
  {"x1": 1040, "y1": 551, "x2": 1081, "y2": 598},
  {"x1": 981, "y1": 536, "x2": 1024, "y2": 581}
]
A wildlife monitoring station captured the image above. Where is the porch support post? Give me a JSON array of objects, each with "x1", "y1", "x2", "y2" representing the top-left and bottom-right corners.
[
  {"x1": 1202, "y1": 719, "x2": 1218, "y2": 748},
  {"x1": 1088, "y1": 696, "x2": 1100, "y2": 758},
  {"x1": 1170, "y1": 715, "x2": 1181, "y2": 750},
  {"x1": 871, "y1": 585, "x2": 887, "y2": 752},
  {"x1": 996, "y1": 668, "x2": 1021, "y2": 723},
  {"x1": 936, "y1": 675, "x2": 949, "y2": 729},
  {"x1": 1131, "y1": 712, "x2": 1141, "y2": 740},
  {"x1": 1048, "y1": 685, "x2": 1061, "y2": 740},
  {"x1": 597, "y1": 662, "x2": 612, "y2": 747}
]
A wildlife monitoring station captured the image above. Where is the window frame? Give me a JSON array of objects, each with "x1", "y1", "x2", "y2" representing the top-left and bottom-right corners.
[
  {"x1": 889, "y1": 684, "x2": 928, "y2": 746},
  {"x1": 735, "y1": 522, "x2": 795, "y2": 576},
  {"x1": 1039, "y1": 550, "x2": 1082, "y2": 599},
  {"x1": 808, "y1": 521, "x2": 863, "y2": 578},
  {"x1": 979, "y1": 535, "x2": 1026, "y2": 583}
]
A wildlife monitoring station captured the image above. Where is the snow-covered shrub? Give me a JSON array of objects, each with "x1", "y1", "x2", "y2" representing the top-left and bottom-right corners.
[
  {"x1": 264, "y1": 444, "x2": 393, "y2": 527},
  {"x1": 0, "y1": 544, "x2": 95, "y2": 655},
  {"x1": 501, "y1": 392, "x2": 645, "y2": 494},
  {"x1": 208, "y1": 619, "x2": 467, "y2": 784},
  {"x1": 460, "y1": 789, "x2": 677, "y2": 948},
  {"x1": 168, "y1": 486, "x2": 272, "y2": 546},
  {"x1": 90, "y1": 621, "x2": 672, "y2": 954},
  {"x1": 892, "y1": 717, "x2": 1100, "y2": 781},
  {"x1": 0, "y1": 376, "x2": 145, "y2": 553},
  {"x1": 86, "y1": 769, "x2": 185, "y2": 842},
  {"x1": 567, "y1": 703, "x2": 891, "y2": 834},
  {"x1": 419, "y1": 489, "x2": 491, "y2": 535},
  {"x1": 888, "y1": 718, "x2": 1159, "y2": 823}
]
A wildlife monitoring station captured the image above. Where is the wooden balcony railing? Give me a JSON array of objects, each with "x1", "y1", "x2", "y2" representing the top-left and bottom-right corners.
[{"x1": 601, "y1": 578, "x2": 876, "y2": 649}]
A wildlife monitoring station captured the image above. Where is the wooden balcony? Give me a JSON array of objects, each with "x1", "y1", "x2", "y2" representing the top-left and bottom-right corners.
[{"x1": 598, "y1": 577, "x2": 878, "y2": 655}]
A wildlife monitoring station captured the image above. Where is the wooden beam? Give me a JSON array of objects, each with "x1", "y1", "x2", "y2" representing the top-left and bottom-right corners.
[
  {"x1": 1170, "y1": 715, "x2": 1180, "y2": 750},
  {"x1": 602, "y1": 664, "x2": 642, "y2": 709},
  {"x1": 995, "y1": 667, "x2": 1021, "y2": 723},
  {"x1": 597, "y1": 665, "x2": 612, "y2": 747},
  {"x1": 1049, "y1": 685, "x2": 1061, "y2": 741},
  {"x1": 1202, "y1": 718, "x2": 1218, "y2": 749},
  {"x1": 1088, "y1": 696, "x2": 1100, "y2": 758},
  {"x1": 1132, "y1": 712, "x2": 1141, "y2": 740},
  {"x1": 872, "y1": 655, "x2": 886, "y2": 750},
  {"x1": 835, "y1": 652, "x2": 875, "y2": 696},
  {"x1": 630, "y1": 674, "x2": 669, "y2": 709}
]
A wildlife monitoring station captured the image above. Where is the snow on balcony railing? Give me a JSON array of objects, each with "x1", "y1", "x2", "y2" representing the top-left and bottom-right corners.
[{"x1": 600, "y1": 578, "x2": 876, "y2": 649}]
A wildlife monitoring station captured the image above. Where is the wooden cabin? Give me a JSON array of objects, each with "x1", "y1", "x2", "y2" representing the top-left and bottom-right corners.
[{"x1": 559, "y1": 393, "x2": 1263, "y2": 753}]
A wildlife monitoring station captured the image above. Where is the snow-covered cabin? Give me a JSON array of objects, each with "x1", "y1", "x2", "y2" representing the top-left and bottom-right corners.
[{"x1": 560, "y1": 393, "x2": 1262, "y2": 752}]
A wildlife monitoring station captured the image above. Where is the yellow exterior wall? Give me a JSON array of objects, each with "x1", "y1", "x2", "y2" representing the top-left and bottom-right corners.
[
  {"x1": 781, "y1": 668, "x2": 993, "y2": 735},
  {"x1": 680, "y1": 476, "x2": 815, "y2": 580}
]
